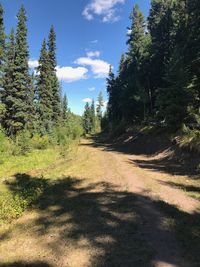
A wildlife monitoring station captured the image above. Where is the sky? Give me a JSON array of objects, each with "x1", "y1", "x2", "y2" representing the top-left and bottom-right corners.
[{"x1": 1, "y1": 0, "x2": 150, "y2": 115}]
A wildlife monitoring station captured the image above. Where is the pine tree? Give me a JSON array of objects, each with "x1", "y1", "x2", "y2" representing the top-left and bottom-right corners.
[
  {"x1": 96, "y1": 91, "x2": 104, "y2": 121},
  {"x1": 90, "y1": 99, "x2": 96, "y2": 132},
  {"x1": 127, "y1": 4, "x2": 147, "y2": 65},
  {"x1": 27, "y1": 72, "x2": 38, "y2": 133},
  {"x1": 48, "y1": 26, "x2": 61, "y2": 122},
  {"x1": 106, "y1": 65, "x2": 116, "y2": 121},
  {"x1": 13, "y1": 6, "x2": 31, "y2": 134},
  {"x1": 62, "y1": 93, "x2": 68, "y2": 121},
  {"x1": 0, "y1": 3, "x2": 5, "y2": 93},
  {"x1": 124, "y1": 4, "x2": 147, "y2": 122},
  {"x1": 83, "y1": 102, "x2": 92, "y2": 134},
  {"x1": 1, "y1": 29, "x2": 16, "y2": 135},
  {"x1": 36, "y1": 39, "x2": 53, "y2": 134},
  {"x1": 148, "y1": 0, "x2": 176, "y2": 112}
]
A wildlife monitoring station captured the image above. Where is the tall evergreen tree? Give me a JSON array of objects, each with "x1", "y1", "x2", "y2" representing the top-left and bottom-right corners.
[
  {"x1": 148, "y1": 0, "x2": 176, "y2": 112},
  {"x1": 124, "y1": 4, "x2": 148, "y2": 122},
  {"x1": 48, "y1": 26, "x2": 61, "y2": 122},
  {"x1": 1, "y1": 29, "x2": 16, "y2": 135},
  {"x1": 0, "y1": 3, "x2": 5, "y2": 93},
  {"x1": 62, "y1": 93, "x2": 68, "y2": 121},
  {"x1": 106, "y1": 65, "x2": 116, "y2": 121},
  {"x1": 36, "y1": 39, "x2": 53, "y2": 133},
  {"x1": 13, "y1": 6, "x2": 31, "y2": 134},
  {"x1": 83, "y1": 102, "x2": 92, "y2": 134},
  {"x1": 27, "y1": 72, "x2": 38, "y2": 133},
  {"x1": 90, "y1": 99, "x2": 96, "y2": 132},
  {"x1": 96, "y1": 91, "x2": 104, "y2": 121}
]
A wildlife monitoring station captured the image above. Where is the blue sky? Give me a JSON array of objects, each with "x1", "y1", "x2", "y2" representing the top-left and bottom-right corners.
[{"x1": 1, "y1": 0, "x2": 150, "y2": 115}]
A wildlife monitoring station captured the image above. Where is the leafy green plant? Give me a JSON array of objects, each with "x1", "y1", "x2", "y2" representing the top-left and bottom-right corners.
[{"x1": 31, "y1": 134, "x2": 50, "y2": 150}]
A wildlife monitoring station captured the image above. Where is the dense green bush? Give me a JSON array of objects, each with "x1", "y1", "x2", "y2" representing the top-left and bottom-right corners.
[
  {"x1": 0, "y1": 176, "x2": 47, "y2": 224},
  {"x1": 15, "y1": 130, "x2": 32, "y2": 155},
  {"x1": 0, "y1": 127, "x2": 9, "y2": 153},
  {"x1": 31, "y1": 134, "x2": 50, "y2": 150}
]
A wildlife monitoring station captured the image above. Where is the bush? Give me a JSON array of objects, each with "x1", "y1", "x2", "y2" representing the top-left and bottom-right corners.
[
  {"x1": 31, "y1": 134, "x2": 50, "y2": 150},
  {"x1": 0, "y1": 127, "x2": 9, "y2": 153},
  {"x1": 15, "y1": 130, "x2": 32, "y2": 155},
  {"x1": 176, "y1": 125, "x2": 200, "y2": 153},
  {"x1": 0, "y1": 175, "x2": 47, "y2": 224},
  {"x1": 0, "y1": 128, "x2": 14, "y2": 161}
]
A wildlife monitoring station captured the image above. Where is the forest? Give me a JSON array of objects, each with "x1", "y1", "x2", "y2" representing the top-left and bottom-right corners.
[
  {"x1": 0, "y1": 5, "x2": 83, "y2": 157},
  {"x1": 105, "y1": 0, "x2": 200, "y2": 144},
  {"x1": 0, "y1": 1, "x2": 200, "y2": 267}
]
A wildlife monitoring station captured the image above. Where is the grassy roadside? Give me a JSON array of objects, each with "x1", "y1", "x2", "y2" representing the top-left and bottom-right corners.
[
  {"x1": 0, "y1": 139, "x2": 154, "y2": 267},
  {"x1": 0, "y1": 141, "x2": 79, "y2": 225}
]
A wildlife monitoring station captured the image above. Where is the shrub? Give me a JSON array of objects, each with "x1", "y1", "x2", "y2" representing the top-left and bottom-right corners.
[
  {"x1": 0, "y1": 127, "x2": 14, "y2": 161},
  {"x1": 15, "y1": 130, "x2": 32, "y2": 155},
  {"x1": 31, "y1": 134, "x2": 50, "y2": 150}
]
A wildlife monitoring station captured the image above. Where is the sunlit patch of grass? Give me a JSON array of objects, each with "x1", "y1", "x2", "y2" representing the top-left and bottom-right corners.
[
  {"x1": 0, "y1": 148, "x2": 60, "y2": 180},
  {"x1": 0, "y1": 142, "x2": 80, "y2": 225}
]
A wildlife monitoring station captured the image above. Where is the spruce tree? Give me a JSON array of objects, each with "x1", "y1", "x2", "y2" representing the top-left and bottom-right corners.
[
  {"x1": 83, "y1": 102, "x2": 92, "y2": 134},
  {"x1": 148, "y1": 0, "x2": 176, "y2": 112},
  {"x1": 13, "y1": 6, "x2": 31, "y2": 134},
  {"x1": 48, "y1": 26, "x2": 61, "y2": 122},
  {"x1": 90, "y1": 99, "x2": 96, "y2": 132},
  {"x1": 0, "y1": 3, "x2": 5, "y2": 93},
  {"x1": 96, "y1": 91, "x2": 104, "y2": 121},
  {"x1": 1, "y1": 29, "x2": 16, "y2": 135},
  {"x1": 62, "y1": 93, "x2": 68, "y2": 121},
  {"x1": 36, "y1": 39, "x2": 53, "y2": 134},
  {"x1": 123, "y1": 4, "x2": 147, "y2": 122},
  {"x1": 27, "y1": 72, "x2": 38, "y2": 133},
  {"x1": 106, "y1": 66, "x2": 116, "y2": 121}
]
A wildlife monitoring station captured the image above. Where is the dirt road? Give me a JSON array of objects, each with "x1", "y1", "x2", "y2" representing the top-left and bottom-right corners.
[{"x1": 0, "y1": 138, "x2": 199, "y2": 267}]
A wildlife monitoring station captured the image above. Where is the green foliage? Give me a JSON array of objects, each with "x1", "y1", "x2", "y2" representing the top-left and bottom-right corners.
[
  {"x1": 31, "y1": 134, "x2": 50, "y2": 150},
  {"x1": 177, "y1": 125, "x2": 200, "y2": 154},
  {"x1": 62, "y1": 93, "x2": 68, "y2": 121},
  {"x1": 15, "y1": 130, "x2": 32, "y2": 155},
  {"x1": 12, "y1": 6, "x2": 31, "y2": 134},
  {"x1": 104, "y1": 0, "x2": 200, "y2": 137},
  {"x1": 48, "y1": 26, "x2": 61, "y2": 122},
  {"x1": 83, "y1": 102, "x2": 93, "y2": 134},
  {"x1": 0, "y1": 175, "x2": 47, "y2": 224},
  {"x1": 36, "y1": 39, "x2": 53, "y2": 134},
  {"x1": 0, "y1": 127, "x2": 10, "y2": 155}
]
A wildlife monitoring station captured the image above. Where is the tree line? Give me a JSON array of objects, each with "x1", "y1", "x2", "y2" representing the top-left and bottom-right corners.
[
  {"x1": 0, "y1": 4, "x2": 72, "y2": 138},
  {"x1": 106, "y1": 0, "x2": 200, "y2": 131},
  {"x1": 82, "y1": 91, "x2": 104, "y2": 134}
]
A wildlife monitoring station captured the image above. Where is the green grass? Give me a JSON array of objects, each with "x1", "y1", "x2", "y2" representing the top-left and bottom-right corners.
[
  {"x1": 0, "y1": 148, "x2": 61, "y2": 180},
  {"x1": 0, "y1": 141, "x2": 80, "y2": 225}
]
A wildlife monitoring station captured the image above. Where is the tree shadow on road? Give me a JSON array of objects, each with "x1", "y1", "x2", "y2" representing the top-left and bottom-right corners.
[
  {"x1": 83, "y1": 135, "x2": 200, "y2": 178},
  {"x1": 0, "y1": 262, "x2": 52, "y2": 267},
  {"x1": 1, "y1": 173, "x2": 200, "y2": 266}
]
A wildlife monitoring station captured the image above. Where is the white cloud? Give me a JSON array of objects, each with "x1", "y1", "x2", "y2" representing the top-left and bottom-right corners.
[
  {"x1": 28, "y1": 59, "x2": 39, "y2": 69},
  {"x1": 91, "y1": 39, "x2": 98, "y2": 44},
  {"x1": 82, "y1": 98, "x2": 92, "y2": 103},
  {"x1": 83, "y1": 0, "x2": 125, "y2": 23},
  {"x1": 89, "y1": 87, "x2": 95, "y2": 91},
  {"x1": 29, "y1": 59, "x2": 88, "y2": 83},
  {"x1": 56, "y1": 66, "x2": 88, "y2": 83},
  {"x1": 86, "y1": 50, "x2": 100, "y2": 58},
  {"x1": 127, "y1": 29, "x2": 132, "y2": 35},
  {"x1": 74, "y1": 56, "x2": 110, "y2": 78}
]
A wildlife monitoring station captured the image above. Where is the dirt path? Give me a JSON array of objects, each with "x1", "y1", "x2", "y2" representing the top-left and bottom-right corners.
[{"x1": 0, "y1": 139, "x2": 199, "y2": 267}]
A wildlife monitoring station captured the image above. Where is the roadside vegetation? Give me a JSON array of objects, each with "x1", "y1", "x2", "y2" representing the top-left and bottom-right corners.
[{"x1": 0, "y1": 1, "x2": 199, "y2": 266}]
